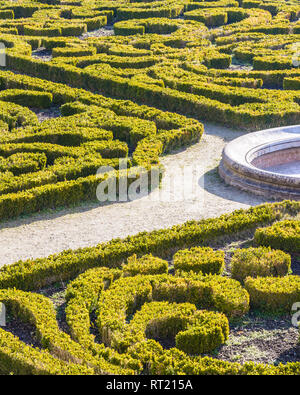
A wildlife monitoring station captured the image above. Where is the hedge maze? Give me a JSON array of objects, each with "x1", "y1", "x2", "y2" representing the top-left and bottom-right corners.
[
  {"x1": 0, "y1": 0, "x2": 299, "y2": 376},
  {"x1": 0, "y1": 200, "x2": 299, "y2": 374},
  {"x1": 0, "y1": 0, "x2": 297, "y2": 218},
  {"x1": 0, "y1": 72, "x2": 203, "y2": 220}
]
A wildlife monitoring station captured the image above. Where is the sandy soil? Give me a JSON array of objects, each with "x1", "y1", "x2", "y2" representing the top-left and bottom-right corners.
[{"x1": 0, "y1": 122, "x2": 269, "y2": 267}]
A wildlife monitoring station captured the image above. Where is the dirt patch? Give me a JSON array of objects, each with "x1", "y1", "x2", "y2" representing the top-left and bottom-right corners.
[
  {"x1": 228, "y1": 64, "x2": 253, "y2": 71},
  {"x1": 291, "y1": 254, "x2": 300, "y2": 276},
  {"x1": 228, "y1": 57, "x2": 253, "y2": 71},
  {"x1": 31, "y1": 106, "x2": 61, "y2": 122},
  {"x1": 210, "y1": 313, "x2": 300, "y2": 365},
  {"x1": 4, "y1": 314, "x2": 40, "y2": 348}
]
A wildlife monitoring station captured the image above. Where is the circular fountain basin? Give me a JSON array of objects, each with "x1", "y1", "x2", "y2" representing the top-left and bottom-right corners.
[{"x1": 219, "y1": 125, "x2": 300, "y2": 200}]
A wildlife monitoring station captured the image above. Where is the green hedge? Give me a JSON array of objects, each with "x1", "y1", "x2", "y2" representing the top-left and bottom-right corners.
[
  {"x1": 175, "y1": 310, "x2": 229, "y2": 354},
  {"x1": 5, "y1": 46, "x2": 300, "y2": 130},
  {"x1": 254, "y1": 220, "x2": 300, "y2": 253},
  {"x1": 123, "y1": 254, "x2": 169, "y2": 276},
  {"x1": 23, "y1": 25, "x2": 62, "y2": 37},
  {"x1": 173, "y1": 246, "x2": 225, "y2": 275},
  {"x1": 0, "y1": 200, "x2": 298, "y2": 291},
  {"x1": 244, "y1": 275, "x2": 300, "y2": 313},
  {"x1": 0, "y1": 329, "x2": 93, "y2": 375},
  {"x1": 0, "y1": 288, "x2": 134, "y2": 374},
  {"x1": 231, "y1": 247, "x2": 291, "y2": 282},
  {"x1": 0, "y1": 71, "x2": 204, "y2": 219},
  {"x1": 0, "y1": 152, "x2": 47, "y2": 176},
  {"x1": 284, "y1": 76, "x2": 300, "y2": 90},
  {"x1": 97, "y1": 273, "x2": 247, "y2": 352},
  {"x1": 52, "y1": 46, "x2": 97, "y2": 58},
  {"x1": 184, "y1": 8, "x2": 228, "y2": 27},
  {"x1": 0, "y1": 201, "x2": 299, "y2": 374},
  {"x1": 253, "y1": 56, "x2": 293, "y2": 71}
]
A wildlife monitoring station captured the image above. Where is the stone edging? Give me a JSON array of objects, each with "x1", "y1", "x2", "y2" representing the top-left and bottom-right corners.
[{"x1": 219, "y1": 125, "x2": 300, "y2": 200}]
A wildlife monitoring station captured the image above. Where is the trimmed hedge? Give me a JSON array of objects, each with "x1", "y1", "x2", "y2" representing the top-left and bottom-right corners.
[
  {"x1": 0, "y1": 329, "x2": 93, "y2": 375},
  {"x1": 7, "y1": 52, "x2": 299, "y2": 130},
  {"x1": 173, "y1": 246, "x2": 225, "y2": 275},
  {"x1": 52, "y1": 46, "x2": 97, "y2": 58},
  {"x1": 124, "y1": 301, "x2": 229, "y2": 354},
  {"x1": 0, "y1": 200, "x2": 298, "y2": 291},
  {"x1": 175, "y1": 309, "x2": 229, "y2": 354},
  {"x1": 0, "y1": 288, "x2": 134, "y2": 374},
  {"x1": 0, "y1": 201, "x2": 298, "y2": 374},
  {"x1": 0, "y1": 89, "x2": 53, "y2": 108},
  {"x1": 184, "y1": 8, "x2": 228, "y2": 27},
  {"x1": 284, "y1": 76, "x2": 300, "y2": 90},
  {"x1": 97, "y1": 273, "x2": 248, "y2": 352},
  {"x1": 123, "y1": 254, "x2": 169, "y2": 276},
  {"x1": 231, "y1": 247, "x2": 291, "y2": 282},
  {"x1": 0, "y1": 152, "x2": 47, "y2": 176},
  {"x1": 244, "y1": 275, "x2": 300, "y2": 313},
  {"x1": 0, "y1": 67, "x2": 203, "y2": 219},
  {"x1": 254, "y1": 220, "x2": 300, "y2": 253}
]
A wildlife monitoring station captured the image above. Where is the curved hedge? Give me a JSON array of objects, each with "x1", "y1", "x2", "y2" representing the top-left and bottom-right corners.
[
  {"x1": 254, "y1": 220, "x2": 300, "y2": 253},
  {"x1": 0, "y1": 0, "x2": 297, "y2": 222},
  {"x1": 0, "y1": 0, "x2": 297, "y2": 135},
  {"x1": 0, "y1": 74, "x2": 203, "y2": 221}
]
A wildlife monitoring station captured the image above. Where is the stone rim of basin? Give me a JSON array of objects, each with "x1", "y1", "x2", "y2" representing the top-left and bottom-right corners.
[
  {"x1": 223, "y1": 125, "x2": 300, "y2": 182},
  {"x1": 219, "y1": 125, "x2": 300, "y2": 200}
]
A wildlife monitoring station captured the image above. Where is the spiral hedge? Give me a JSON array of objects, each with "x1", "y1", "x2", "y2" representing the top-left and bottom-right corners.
[
  {"x1": 0, "y1": 200, "x2": 299, "y2": 375},
  {"x1": 0, "y1": 0, "x2": 296, "y2": 219}
]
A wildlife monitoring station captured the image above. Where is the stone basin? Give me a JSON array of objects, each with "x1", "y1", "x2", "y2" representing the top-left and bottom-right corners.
[{"x1": 219, "y1": 125, "x2": 300, "y2": 200}]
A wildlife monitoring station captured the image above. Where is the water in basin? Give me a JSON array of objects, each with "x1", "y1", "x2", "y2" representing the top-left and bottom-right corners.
[{"x1": 264, "y1": 161, "x2": 300, "y2": 176}]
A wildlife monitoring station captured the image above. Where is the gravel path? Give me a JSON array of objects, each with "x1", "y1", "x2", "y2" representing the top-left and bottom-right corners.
[
  {"x1": 0, "y1": 123, "x2": 268, "y2": 267},
  {"x1": 32, "y1": 106, "x2": 61, "y2": 122},
  {"x1": 31, "y1": 48, "x2": 52, "y2": 62},
  {"x1": 266, "y1": 161, "x2": 300, "y2": 176}
]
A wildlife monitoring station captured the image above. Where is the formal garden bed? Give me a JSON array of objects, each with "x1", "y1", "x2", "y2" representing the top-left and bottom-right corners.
[
  {"x1": 0, "y1": 0, "x2": 298, "y2": 376},
  {"x1": 0, "y1": 201, "x2": 299, "y2": 374}
]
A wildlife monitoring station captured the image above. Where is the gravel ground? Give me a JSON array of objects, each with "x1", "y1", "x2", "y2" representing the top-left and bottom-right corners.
[
  {"x1": 80, "y1": 26, "x2": 114, "y2": 39},
  {"x1": 4, "y1": 284, "x2": 299, "y2": 366},
  {"x1": 228, "y1": 58, "x2": 253, "y2": 71},
  {"x1": 31, "y1": 48, "x2": 52, "y2": 62},
  {"x1": 0, "y1": 122, "x2": 268, "y2": 266},
  {"x1": 31, "y1": 106, "x2": 61, "y2": 122},
  {"x1": 211, "y1": 314, "x2": 300, "y2": 365}
]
